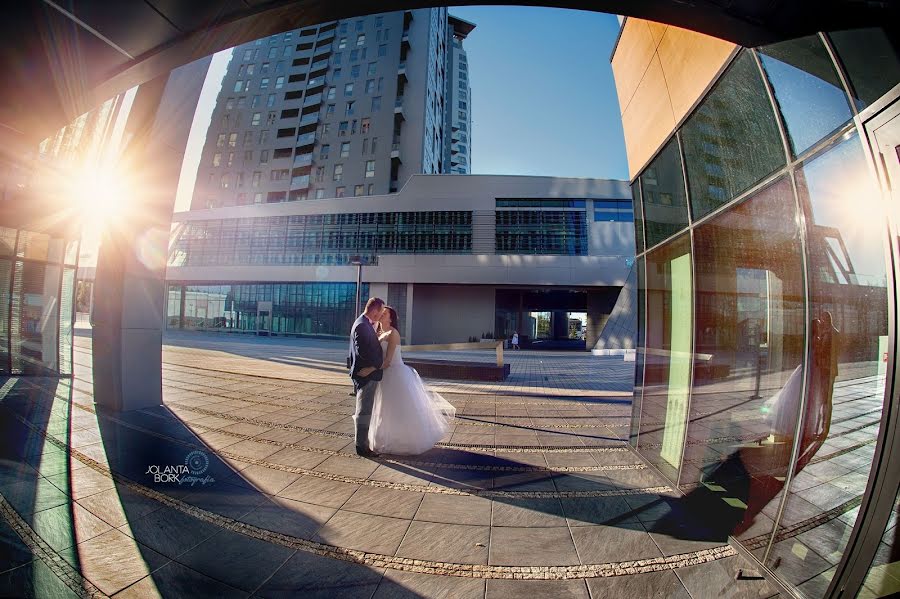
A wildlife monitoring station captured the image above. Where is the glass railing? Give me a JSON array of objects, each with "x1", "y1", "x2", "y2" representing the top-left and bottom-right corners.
[
  {"x1": 291, "y1": 175, "x2": 310, "y2": 188},
  {"x1": 299, "y1": 113, "x2": 318, "y2": 126},
  {"x1": 398, "y1": 61, "x2": 406, "y2": 71},
  {"x1": 303, "y1": 93, "x2": 322, "y2": 106},
  {"x1": 296, "y1": 132, "x2": 315, "y2": 146},
  {"x1": 307, "y1": 76, "x2": 325, "y2": 88},
  {"x1": 311, "y1": 59, "x2": 329, "y2": 71},
  {"x1": 293, "y1": 154, "x2": 312, "y2": 167},
  {"x1": 395, "y1": 97, "x2": 404, "y2": 108}
]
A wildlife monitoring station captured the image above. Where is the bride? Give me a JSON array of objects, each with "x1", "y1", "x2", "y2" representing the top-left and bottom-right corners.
[{"x1": 367, "y1": 305, "x2": 456, "y2": 455}]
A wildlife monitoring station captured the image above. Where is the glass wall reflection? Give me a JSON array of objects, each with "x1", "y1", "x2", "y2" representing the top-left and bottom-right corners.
[
  {"x1": 630, "y1": 32, "x2": 899, "y2": 599},
  {"x1": 166, "y1": 282, "x2": 369, "y2": 337}
]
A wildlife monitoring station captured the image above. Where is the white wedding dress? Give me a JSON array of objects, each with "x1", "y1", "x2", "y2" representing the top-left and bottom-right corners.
[{"x1": 368, "y1": 340, "x2": 456, "y2": 455}]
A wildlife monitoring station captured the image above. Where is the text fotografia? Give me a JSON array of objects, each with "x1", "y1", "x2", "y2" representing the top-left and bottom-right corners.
[{"x1": 145, "y1": 450, "x2": 215, "y2": 486}]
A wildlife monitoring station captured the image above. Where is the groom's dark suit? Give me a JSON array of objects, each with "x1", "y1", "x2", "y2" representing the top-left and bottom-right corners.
[{"x1": 349, "y1": 313, "x2": 384, "y2": 453}]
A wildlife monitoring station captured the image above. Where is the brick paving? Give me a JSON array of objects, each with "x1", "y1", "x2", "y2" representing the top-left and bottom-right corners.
[{"x1": 0, "y1": 333, "x2": 784, "y2": 598}]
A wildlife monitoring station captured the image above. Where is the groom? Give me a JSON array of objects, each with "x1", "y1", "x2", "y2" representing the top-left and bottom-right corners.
[{"x1": 348, "y1": 297, "x2": 386, "y2": 457}]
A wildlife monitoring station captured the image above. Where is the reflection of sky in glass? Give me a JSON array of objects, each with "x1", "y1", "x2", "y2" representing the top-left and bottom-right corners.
[
  {"x1": 760, "y1": 47, "x2": 852, "y2": 156},
  {"x1": 802, "y1": 135, "x2": 886, "y2": 284}
]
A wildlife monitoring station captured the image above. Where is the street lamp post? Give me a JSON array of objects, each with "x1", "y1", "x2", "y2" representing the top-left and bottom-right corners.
[{"x1": 349, "y1": 256, "x2": 364, "y2": 316}]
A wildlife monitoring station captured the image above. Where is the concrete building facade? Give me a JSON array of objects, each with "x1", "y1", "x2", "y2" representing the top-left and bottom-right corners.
[
  {"x1": 447, "y1": 16, "x2": 475, "y2": 174},
  {"x1": 167, "y1": 174, "x2": 634, "y2": 347}
]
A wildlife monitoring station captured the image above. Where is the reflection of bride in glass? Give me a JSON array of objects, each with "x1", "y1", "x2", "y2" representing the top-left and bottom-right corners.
[{"x1": 366, "y1": 306, "x2": 456, "y2": 455}]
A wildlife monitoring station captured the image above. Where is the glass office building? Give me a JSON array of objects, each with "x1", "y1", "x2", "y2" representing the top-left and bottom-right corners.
[{"x1": 626, "y1": 29, "x2": 900, "y2": 597}]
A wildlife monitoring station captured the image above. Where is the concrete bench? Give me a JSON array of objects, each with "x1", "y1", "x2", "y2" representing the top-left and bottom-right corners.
[{"x1": 401, "y1": 341, "x2": 510, "y2": 381}]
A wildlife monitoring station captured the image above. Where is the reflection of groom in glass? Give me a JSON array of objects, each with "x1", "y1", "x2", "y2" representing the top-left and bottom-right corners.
[{"x1": 349, "y1": 297, "x2": 386, "y2": 457}]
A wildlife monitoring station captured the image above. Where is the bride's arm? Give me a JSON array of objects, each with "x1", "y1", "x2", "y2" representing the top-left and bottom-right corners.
[{"x1": 381, "y1": 329, "x2": 400, "y2": 369}]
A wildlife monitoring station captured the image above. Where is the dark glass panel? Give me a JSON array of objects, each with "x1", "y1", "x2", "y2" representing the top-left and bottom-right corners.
[
  {"x1": 759, "y1": 35, "x2": 853, "y2": 156},
  {"x1": 768, "y1": 134, "x2": 889, "y2": 589},
  {"x1": 11, "y1": 261, "x2": 61, "y2": 375},
  {"x1": 0, "y1": 258, "x2": 10, "y2": 373},
  {"x1": 681, "y1": 176, "x2": 804, "y2": 560},
  {"x1": 629, "y1": 256, "x2": 645, "y2": 447},
  {"x1": 682, "y1": 51, "x2": 786, "y2": 220},
  {"x1": 632, "y1": 182, "x2": 645, "y2": 254},
  {"x1": 640, "y1": 138, "x2": 690, "y2": 248},
  {"x1": 635, "y1": 234, "x2": 692, "y2": 482},
  {"x1": 828, "y1": 27, "x2": 900, "y2": 109}
]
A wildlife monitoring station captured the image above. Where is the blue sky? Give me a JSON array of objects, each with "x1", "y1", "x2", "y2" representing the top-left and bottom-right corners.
[{"x1": 448, "y1": 7, "x2": 627, "y2": 179}]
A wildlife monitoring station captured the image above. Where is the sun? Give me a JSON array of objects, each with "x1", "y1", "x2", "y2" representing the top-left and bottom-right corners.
[{"x1": 69, "y1": 161, "x2": 134, "y2": 239}]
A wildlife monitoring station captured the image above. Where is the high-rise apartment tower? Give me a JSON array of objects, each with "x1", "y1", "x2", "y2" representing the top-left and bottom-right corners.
[{"x1": 192, "y1": 8, "x2": 465, "y2": 210}]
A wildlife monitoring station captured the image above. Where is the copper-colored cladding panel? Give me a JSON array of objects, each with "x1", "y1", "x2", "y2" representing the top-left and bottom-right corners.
[
  {"x1": 620, "y1": 56, "x2": 676, "y2": 177},
  {"x1": 612, "y1": 19, "x2": 736, "y2": 180}
]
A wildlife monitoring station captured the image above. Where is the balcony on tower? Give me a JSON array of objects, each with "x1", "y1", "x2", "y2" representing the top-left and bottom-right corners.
[
  {"x1": 303, "y1": 92, "x2": 323, "y2": 109},
  {"x1": 394, "y1": 96, "x2": 405, "y2": 120},
  {"x1": 397, "y1": 61, "x2": 408, "y2": 84}
]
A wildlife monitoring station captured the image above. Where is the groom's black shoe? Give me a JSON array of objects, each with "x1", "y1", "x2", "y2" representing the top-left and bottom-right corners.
[{"x1": 356, "y1": 447, "x2": 380, "y2": 458}]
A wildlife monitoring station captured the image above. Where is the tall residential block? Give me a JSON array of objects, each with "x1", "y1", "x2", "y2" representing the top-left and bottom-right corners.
[
  {"x1": 192, "y1": 8, "x2": 460, "y2": 210},
  {"x1": 447, "y1": 16, "x2": 475, "y2": 174}
]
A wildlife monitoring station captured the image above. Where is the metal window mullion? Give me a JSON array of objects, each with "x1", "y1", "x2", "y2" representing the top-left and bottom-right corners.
[
  {"x1": 819, "y1": 32, "x2": 860, "y2": 119},
  {"x1": 759, "y1": 170, "x2": 813, "y2": 570}
]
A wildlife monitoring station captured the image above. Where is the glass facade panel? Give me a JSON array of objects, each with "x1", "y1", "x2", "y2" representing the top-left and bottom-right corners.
[
  {"x1": 766, "y1": 135, "x2": 889, "y2": 590},
  {"x1": 0, "y1": 259, "x2": 10, "y2": 374},
  {"x1": 495, "y1": 210, "x2": 588, "y2": 255},
  {"x1": 632, "y1": 182, "x2": 645, "y2": 254},
  {"x1": 682, "y1": 51, "x2": 786, "y2": 220},
  {"x1": 860, "y1": 488, "x2": 900, "y2": 598},
  {"x1": 167, "y1": 282, "x2": 368, "y2": 338},
  {"x1": 828, "y1": 28, "x2": 900, "y2": 109},
  {"x1": 683, "y1": 177, "x2": 806, "y2": 558},
  {"x1": 629, "y1": 256, "x2": 645, "y2": 446},
  {"x1": 759, "y1": 35, "x2": 853, "y2": 156},
  {"x1": 169, "y1": 212, "x2": 473, "y2": 267},
  {"x1": 635, "y1": 234, "x2": 692, "y2": 482},
  {"x1": 641, "y1": 137, "x2": 690, "y2": 248},
  {"x1": 12, "y1": 262, "x2": 61, "y2": 375},
  {"x1": 58, "y1": 267, "x2": 75, "y2": 375}
]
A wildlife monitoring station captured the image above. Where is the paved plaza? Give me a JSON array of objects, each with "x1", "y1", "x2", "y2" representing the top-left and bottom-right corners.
[{"x1": 0, "y1": 332, "x2": 786, "y2": 598}]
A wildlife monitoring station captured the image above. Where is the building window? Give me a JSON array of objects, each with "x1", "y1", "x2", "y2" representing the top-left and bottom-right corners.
[
  {"x1": 458, "y1": 110, "x2": 466, "y2": 120},
  {"x1": 233, "y1": 80, "x2": 243, "y2": 93},
  {"x1": 244, "y1": 150, "x2": 252, "y2": 162},
  {"x1": 242, "y1": 49, "x2": 252, "y2": 61},
  {"x1": 252, "y1": 171, "x2": 261, "y2": 187},
  {"x1": 243, "y1": 131, "x2": 253, "y2": 146},
  {"x1": 371, "y1": 137, "x2": 377, "y2": 154},
  {"x1": 350, "y1": 49, "x2": 359, "y2": 62},
  {"x1": 458, "y1": 101, "x2": 467, "y2": 110},
  {"x1": 228, "y1": 133, "x2": 237, "y2": 147},
  {"x1": 365, "y1": 79, "x2": 375, "y2": 94},
  {"x1": 375, "y1": 16, "x2": 383, "y2": 27},
  {"x1": 260, "y1": 78, "x2": 270, "y2": 90},
  {"x1": 362, "y1": 138, "x2": 369, "y2": 154},
  {"x1": 253, "y1": 192, "x2": 263, "y2": 203},
  {"x1": 227, "y1": 152, "x2": 234, "y2": 167},
  {"x1": 267, "y1": 94, "x2": 276, "y2": 107},
  {"x1": 354, "y1": 184, "x2": 364, "y2": 197},
  {"x1": 320, "y1": 144, "x2": 329, "y2": 159},
  {"x1": 344, "y1": 82, "x2": 354, "y2": 96},
  {"x1": 365, "y1": 160, "x2": 375, "y2": 178},
  {"x1": 267, "y1": 112, "x2": 276, "y2": 125},
  {"x1": 237, "y1": 96, "x2": 246, "y2": 108},
  {"x1": 267, "y1": 47, "x2": 277, "y2": 59},
  {"x1": 261, "y1": 62, "x2": 270, "y2": 74},
  {"x1": 282, "y1": 45, "x2": 291, "y2": 57},
  {"x1": 327, "y1": 87, "x2": 336, "y2": 100},
  {"x1": 333, "y1": 52, "x2": 342, "y2": 65},
  {"x1": 340, "y1": 23, "x2": 348, "y2": 34},
  {"x1": 351, "y1": 64, "x2": 360, "y2": 78},
  {"x1": 260, "y1": 150, "x2": 269, "y2": 164},
  {"x1": 270, "y1": 168, "x2": 289, "y2": 181},
  {"x1": 275, "y1": 76, "x2": 285, "y2": 89},
  {"x1": 378, "y1": 44, "x2": 387, "y2": 57},
  {"x1": 236, "y1": 172, "x2": 244, "y2": 187},
  {"x1": 367, "y1": 184, "x2": 374, "y2": 195},
  {"x1": 338, "y1": 37, "x2": 347, "y2": 49},
  {"x1": 361, "y1": 118, "x2": 370, "y2": 134},
  {"x1": 339, "y1": 121, "x2": 348, "y2": 136},
  {"x1": 346, "y1": 101, "x2": 355, "y2": 116},
  {"x1": 225, "y1": 97, "x2": 235, "y2": 109},
  {"x1": 315, "y1": 189, "x2": 325, "y2": 199},
  {"x1": 326, "y1": 103, "x2": 335, "y2": 115},
  {"x1": 216, "y1": 134, "x2": 226, "y2": 147},
  {"x1": 333, "y1": 68, "x2": 342, "y2": 79},
  {"x1": 252, "y1": 112, "x2": 261, "y2": 126},
  {"x1": 336, "y1": 186, "x2": 346, "y2": 197},
  {"x1": 356, "y1": 34, "x2": 365, "y2": 46},
  {"x1": 259, "y1": 130, "x2": 269, "y2": 144},
  {"x1": 315, "y1": 166, "x2": 325, "y2": 182},
  {"x1": 250, "y1": 95, "x2": 260, "y2": 108},
  {"x1": 212, "y1": 153, "x2": 221, "y2": 167},
  {"x1": 340, "y1": 142, "x2": 350, "y2": 157},
  {"x1": 275, "y1": 60, "x2": 284, "y2": 72},
  {"x1": 333, "y1": 164, "x2": 343, "y2": 181},
  {"x1": 372, "y1": 96, "x2": 381, "y2": 111}
]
